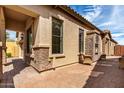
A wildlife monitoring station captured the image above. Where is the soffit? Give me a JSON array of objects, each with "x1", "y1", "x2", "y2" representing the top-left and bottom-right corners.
[{"x1": 4, "y1": 7, "x2": 30, "y2": 23}]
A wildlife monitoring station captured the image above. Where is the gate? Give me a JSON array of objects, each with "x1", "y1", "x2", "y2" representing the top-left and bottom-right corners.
[{"x1": 115, "y1": 45, "x2": 124, "y2": 56}]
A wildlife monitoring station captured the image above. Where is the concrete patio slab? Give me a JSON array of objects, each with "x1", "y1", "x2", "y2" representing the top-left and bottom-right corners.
[{"x1": 0, "y1": 56, "x2": 124, "y2": 88}]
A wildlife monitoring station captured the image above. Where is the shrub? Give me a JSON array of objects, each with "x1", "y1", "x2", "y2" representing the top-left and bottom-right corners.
[{"x1": 6, "y1": 53, "x2": 12, "y2": 58}]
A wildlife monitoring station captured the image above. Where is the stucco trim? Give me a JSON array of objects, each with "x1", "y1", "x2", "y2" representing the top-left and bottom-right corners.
[
  {"x1": 87, "y1": 30, "x2": 101, "y2": 35},
  {"x1": 49, "y1": 54, "x2": 65, "y2": 58},
  {"x1": 33, "y1": 44, "x2": 50, "y2": 49}
]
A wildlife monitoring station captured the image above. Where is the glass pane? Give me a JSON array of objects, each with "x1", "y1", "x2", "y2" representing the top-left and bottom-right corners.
[
  {"x1": 52, "y1": 17, "x2": 63, "y2": 54},
  {"x1": 52, "y1": 44, "x2": 56, "y2": 53},
  {"x1": 52, "y1": 36, "x2": 60, "y2": 45},
  {"x1": 29, "y1": 32, "x2": 32, "y2": 52},
  {"x1": 60, "y1": 37, "x2": 63, "y2": 53},
  {"x1": 79, "y1": 34, "x2": 81, "y2": 52},
  {"x1": 52, "y1": 44, "x2": 60, "y2": 53},
  {"x1": 79, "y1": 29, "x2": 84, "y2": 53},
  {"x1": 52, "y1": 23, "x2": 60, "y2": 36},
  {"x1": 27, "y1": 28, "x2": 32, "y2": 53}
]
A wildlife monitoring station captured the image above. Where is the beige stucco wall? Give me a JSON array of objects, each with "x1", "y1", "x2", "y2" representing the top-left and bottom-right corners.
[
  {"x1": 20, "y1": 5, "x2": 88, "y2": 68},
  {"x1": 103, "y1": 33, "x2": 116, "y2": 56},
  {"x1": 104, "y1": 34, "x2": 110, "y2": 55},
  {"x1": 105, "y1": 41, "x2": 109, "y2": 55},
  {"x1": 109, "y1": 41, "x2": 116, "y2": 56}
]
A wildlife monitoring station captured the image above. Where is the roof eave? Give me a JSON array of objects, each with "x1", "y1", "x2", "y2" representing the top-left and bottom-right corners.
[{"x1": 55, "y1": 5, "x2": 102, "y2": 33}]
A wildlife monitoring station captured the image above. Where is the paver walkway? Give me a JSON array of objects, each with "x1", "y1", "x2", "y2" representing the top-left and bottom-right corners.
[
  {"x1": 84, "y1": 57, "x2": 124, "y2": 88},
  {"x1": 0, "y1": 56, "x2": 124, "y2": 88}
]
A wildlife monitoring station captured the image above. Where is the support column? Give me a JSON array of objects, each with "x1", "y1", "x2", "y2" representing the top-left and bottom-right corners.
[
  {"x1": 29, "y1": 16, "x2": 52, "y2": 72},
  {"x1": 0, "y1": 7, "x2": 6, "y2": 65},
  {"x1": 31, "y1": 46, "x2": 52, "y2": 72},
  {"x1": 0, "y1": 6, "x2": 6, "y2": 81},
  {"x1": 0, "y1": 43, "x2": 2, "y2": 81}
]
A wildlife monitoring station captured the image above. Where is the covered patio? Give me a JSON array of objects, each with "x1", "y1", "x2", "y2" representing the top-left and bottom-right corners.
[{"x1": 0, "y1": 5, "x2": 38, "y2": 81}]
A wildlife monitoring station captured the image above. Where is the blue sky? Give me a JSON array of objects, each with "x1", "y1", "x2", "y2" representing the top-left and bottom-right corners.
[
  {"x1": 6, "y1": 30, "x2": 16, "y2": 40},
  {"x1": 70, "y1": 5, "x2": 124, "y2": 45}
]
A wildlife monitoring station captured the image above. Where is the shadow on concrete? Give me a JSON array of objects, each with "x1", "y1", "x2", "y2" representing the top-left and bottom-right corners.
[
  {"x1": 83, "y1": 57, "x2": 124, "y2": 88},
  {"x1": 0, "y1": 58, "x2": 28, "y2": 88}
]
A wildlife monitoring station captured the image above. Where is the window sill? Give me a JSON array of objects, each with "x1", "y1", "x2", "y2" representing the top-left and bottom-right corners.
[
  {"x1": 78, "y1": 52, "x2": 85, "y2": 56},
  {"x1": 49, "y1": 54, "x2": 65, "y2": 59}
]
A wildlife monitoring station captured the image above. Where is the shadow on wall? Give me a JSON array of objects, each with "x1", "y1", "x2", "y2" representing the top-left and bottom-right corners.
[
  {"x1": 0, "y1": 58, "x2": 28, "y2": 88},
  {"x1": 83, "y1": 58, "x2": 124, "y2": 88}
]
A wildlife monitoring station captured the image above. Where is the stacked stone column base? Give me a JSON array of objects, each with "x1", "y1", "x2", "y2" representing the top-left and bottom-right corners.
[{"x1": 30, "y1": 47, "x2": 52, "y2": 72}]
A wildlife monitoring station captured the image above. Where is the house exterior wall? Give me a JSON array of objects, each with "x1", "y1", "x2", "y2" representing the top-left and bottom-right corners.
[
  {"x1": 102, "y1": 32, "x2": 117, "y2": 56},
  {"x1": 109, "y1": 41, "x2": 116, "y2": 56},
  {"x1": 0, "y1": 7, "x2": 6, "y2": 65},
  {"x1": 19, "y1": 5, "x2": 89, "y2": 71},
  {"x1": 105, "y1": 40, "x2": 109, "y2": 55},
  {"x1": 1, "y1": 5, "x2": 117, "y2": 73},
  {"x1": 1, "y1": 6, "x2": 117, "y2": 73},
  {"x1": 102, "y1": 33, "x2": 111, "y2": 56},
  {"x1": 105, "y1": 34, "x2": 110, "y2": 55}
]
